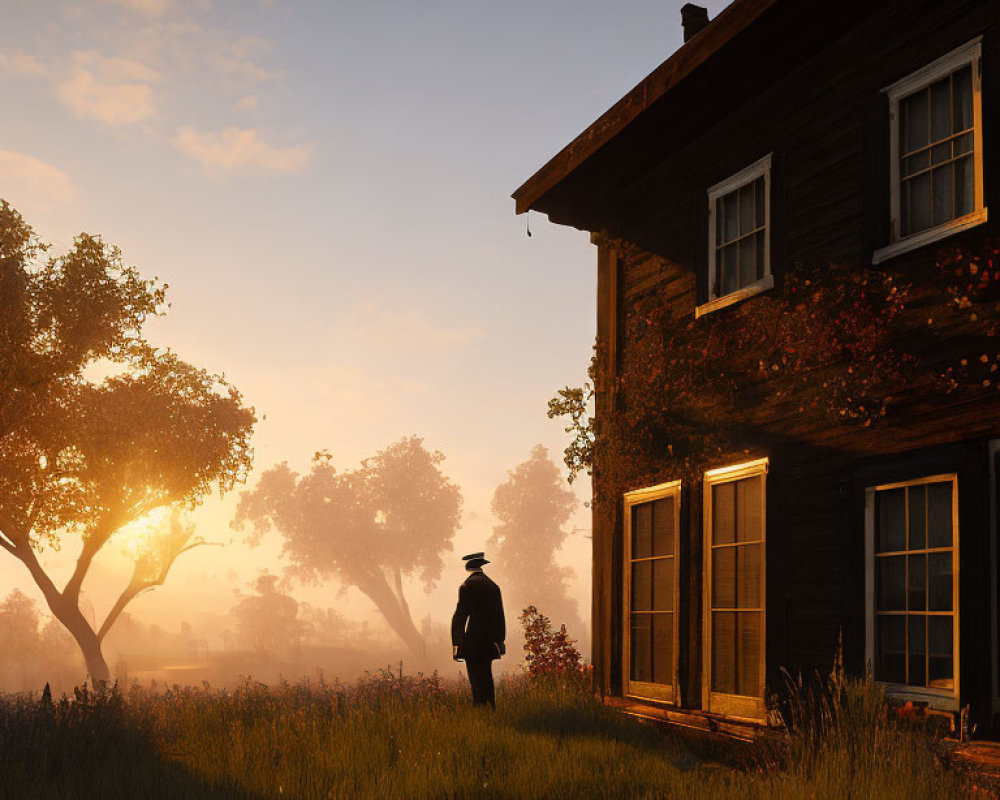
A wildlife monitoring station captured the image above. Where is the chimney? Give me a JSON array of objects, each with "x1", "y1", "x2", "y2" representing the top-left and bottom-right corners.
[{"x1": 681, "y1": 3, "x2": 710, "y2": 42}]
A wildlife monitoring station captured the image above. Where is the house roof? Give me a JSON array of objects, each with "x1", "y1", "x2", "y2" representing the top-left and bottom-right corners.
[{"x1": 511, "y1": 0, "x2": 780, "y2": 217}]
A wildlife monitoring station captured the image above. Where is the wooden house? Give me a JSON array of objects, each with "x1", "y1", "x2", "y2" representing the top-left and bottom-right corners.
[{"x1": 513, "y1": 0, "x2": 1000, "y2": 736}]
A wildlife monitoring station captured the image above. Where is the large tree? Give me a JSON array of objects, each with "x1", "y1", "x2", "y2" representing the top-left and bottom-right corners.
[
  {"x1": 234, "y1": 437, "x2": 461, "y2": 660},
  {"x1": 0, "y1": 201, "x2": 255, "y2": 682},
  {"x1": 488, "y1": 445, "x2": 584, "y2": 638}
]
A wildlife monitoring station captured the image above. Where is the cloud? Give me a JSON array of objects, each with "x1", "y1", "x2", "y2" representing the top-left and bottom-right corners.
[
  {"x1": 234, "y1": 94, "x2": 258, "y2": 111},
  {"x1": 56, "y1": 51, "x2": 161, "y2": 126},
  {"x1": 0, "y1": 52, "x2": 47, "y2": 78},
  {"x1": 339, "y1": 302, "x2": 483, "y2": 355},
  {"x1": 101, "y1": 0, "x2": 174, "y2": 14},
  {"x1": 172, "y1": 126, "x2": 308, "y2": 174},
  {"x1": 0, "y1": 152, "x2": 75, "y2": 211}
]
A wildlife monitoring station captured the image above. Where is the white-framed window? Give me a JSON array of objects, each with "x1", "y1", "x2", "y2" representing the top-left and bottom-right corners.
[
  {"x1": 873, "y1": 39, "x2": 986, "y2": 264},
  {"x1": 623, "y1": 480, "x2": 681, "y2": 704},
  {"x1": 865, "y1": 474, "x2": 959, "y2": 711},
  {"x1": 697, "y1": 154, "x2": 773, "y2": 318},
  {"x1": 702, "y1": 458, "x2": 767, "y2": 719}
]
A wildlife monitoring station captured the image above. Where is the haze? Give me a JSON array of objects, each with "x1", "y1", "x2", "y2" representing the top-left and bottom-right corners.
[{"x1": 0, "y1": 0, "x2": 731, "y2": 688}]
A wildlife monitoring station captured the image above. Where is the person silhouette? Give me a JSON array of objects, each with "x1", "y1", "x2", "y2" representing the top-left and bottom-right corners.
[{"x1": 451, "y1": 552, "x2": 506, "y2": 708}]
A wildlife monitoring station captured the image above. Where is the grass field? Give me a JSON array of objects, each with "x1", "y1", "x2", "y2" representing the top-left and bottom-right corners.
[{"x1": 0, "y1": 668, "x2": 976, "y2": 799}]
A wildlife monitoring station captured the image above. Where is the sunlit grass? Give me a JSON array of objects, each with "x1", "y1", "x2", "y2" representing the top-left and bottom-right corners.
[{"x1": 0, "y1": 670, "x2": 975, "y2": 799}]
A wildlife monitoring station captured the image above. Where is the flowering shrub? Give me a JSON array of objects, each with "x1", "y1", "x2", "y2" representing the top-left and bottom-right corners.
[{"x1": 519, "y1": 605, "x2": 585, "y2": 677}]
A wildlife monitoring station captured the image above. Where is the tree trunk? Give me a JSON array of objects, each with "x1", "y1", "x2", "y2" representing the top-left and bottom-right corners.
[
  {"x1": 356, "y1": 571, "x2": 426, "y2": 663},
  {"x1": 48, "y1": 595, "x2": 110, "y2": 684}
]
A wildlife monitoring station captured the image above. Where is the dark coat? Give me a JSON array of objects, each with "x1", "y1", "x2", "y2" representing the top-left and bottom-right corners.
[{"x1": 451, "y1": 571, "x2": 505, "y2": 661}]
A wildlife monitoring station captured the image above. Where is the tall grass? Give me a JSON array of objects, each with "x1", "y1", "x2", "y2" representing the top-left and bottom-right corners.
[{"x1": 0, "y1": 667, "x2": 976, "y2": 799}]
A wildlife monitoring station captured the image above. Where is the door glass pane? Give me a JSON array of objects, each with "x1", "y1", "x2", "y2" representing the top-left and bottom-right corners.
[
  {"x1": 652, "y1": 614, "x2": 674, "y2": 686},
  {"x1": 907, "y1": 554, "x2": 927, "y2": 611},
  {"x1": 633, "y1": 503, "x2": 652, "y2": 558},
  {"x1": 928, "y1": 616, "x2": 954, "y2": 689},
  {"x1": 878, "y1": 615, "x2": 906, "y2": 684},
  {"x1": 908, "y1": 485, "x2": 926, "y2": 550},
  {"x1": 630, "y1": 614, "x2": 651, "y2": 682},
  {"x1": 737, "y1": 612, "x2": 762, "y2": 697},
  {"x1": 652, "y1": 558, "x2": 674, "y2": 612},
  {"x1": 713, "y1": 482, "x2": 736, "y2": 545},
  {"x1": 651, "y1": 498, "x2": 674, "y2": 557},
  {"x1": 632, "y1": 561, "x2": 651, "y2": 611},
  {"x1": 737, "y1": 476, "x2": 763, "y2": 542},
  {"x1": 927, "y1": 482, "x2": 953, "y2": 548},
  {"x1": 713, "y1": 547, "x2": 736, "y2": 609},
  {"x1": 736, "y1": 544, "x2": 762, "y2": 608},
  {"x1": 908, "y1": 615, "x2": 926, "y2": 687},
  {"x1": 877, "y1": 488, "x2": 906, "y2": 552},
  {"x1": 877, "y1": 555, "x2": 906, "y2": 611},
  {"x1": 928, "y1": 552, "x2": 952, "y2": 611},
  {"x1": 712, "y1": 611, "x2": 736, "y2": 695}
]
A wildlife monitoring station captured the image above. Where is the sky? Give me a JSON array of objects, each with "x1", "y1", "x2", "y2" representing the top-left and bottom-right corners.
[{"x1": 0, "y1": 0, "x2": 733, "y2": 656}]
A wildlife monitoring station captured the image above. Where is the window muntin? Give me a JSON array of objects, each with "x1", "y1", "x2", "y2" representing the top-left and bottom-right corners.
[
  {"x1": 624, "y1": 481, "x2": 680, "y2": 703},
  {"x1": 703, "y1": 458, "x2": 767, "y2": 719},
  {"x1": 875, "y1": 39, "x2": 986, "y2": 264},
  {"x1": 703, "y1": 155, "x2": 772, "y2": 316},
  {"x1": 871, "y1": 477, "x2": 958, "y2": 696}
]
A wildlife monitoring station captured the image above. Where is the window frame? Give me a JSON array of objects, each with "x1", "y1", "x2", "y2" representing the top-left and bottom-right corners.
[
  {"x1": 873, "y1": 38, "x2": 986, "y2": 265},
  {"x1": 622, "y1": 479, "x2": 682, "y2": 704},
  {"x1": 864, "y1": 473, "x2": 960, "y2": 711},
  {"x1": 702, "y1": 457, "x2": 768, "y2": 720},
  {"x1": 697, "y1": 154, "x2": 774, "y2": 318}
]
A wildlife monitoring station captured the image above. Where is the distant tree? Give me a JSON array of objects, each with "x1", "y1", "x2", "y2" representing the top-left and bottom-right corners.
[
  {"x1": 235, "y1": 437, "x2": 462, "y2": 659},
  {"x1": 0, "y1": 588, "x2": 80, "y2": 691},
  {"x1": 0, "y1": 201, "x2": 255, "y2": 683},
  {"x1": 488, "y1": 445, "x2": 583, "y2": 640},
  {"x1": 231, "y1": 573, "x2": 304, "y2": 658}
]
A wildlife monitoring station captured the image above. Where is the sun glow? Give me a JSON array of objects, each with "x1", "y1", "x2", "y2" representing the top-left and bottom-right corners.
[{"x1": 114, "y1": 506, "x2": 171, "y2": 560}]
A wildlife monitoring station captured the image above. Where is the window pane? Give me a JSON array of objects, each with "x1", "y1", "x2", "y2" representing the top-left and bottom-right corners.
[
  {"x1": 928, "y1": 552, "x2": 953, "y2": 611},
  {"x1": 652, "y1": 613, "x2": 674, "y2": 686},
  {"x1": 954, "y1": 131, "x2": 974, "y2": 156},
  {"x1": 955, "y1": 155, "x2": 973, "y2": 218},
  {"x1": 630, "y1": 614, "x2": 652, "y2": 683},
  {"x1": 722, "y1": 192, "x2": 738, "y2": 243},
  {"x1": 928, "y1": 616, "x2": 953, "y2": 689},
  {"x1": 739, "y1": 235, "x2": 757, "y2": 288},
  {"x1": 906, "y1": 171, "x2": 933, "y2": 234},
  {"x1": 902, "y1": 150, "x2": 929, "y2": 177},
  {"x1": 907, "y1": 554, "x2": 927, "y2": 612},
  {"x1": 736, "y1": 544, "x2": 762, "y2": 608},
  {"x1": 953, "y1": 65, "x2": 973, "y2": 132},
  {"x1": 737, "y1": 476, "x2": 763, "y2": 543},
  {"x1": 877, "y1": 488, "x2": 906, "y2": 552},
  {"x1": 722, "y1": 244, "x2": 739, "y2": 295},
  {"x1": 877, "y1": 555, "x2": 906, "y2": 611},
  {"x1": 932, "y1": 165, "x2": 954, "y2": 226},
  {"x1": 713, "y1": 482, "x2": 736, "y2": 545},
  {"x1": 930, "y1": 77, "x2": 951, "y2": 143},
  {"x1": 713, "y1": 547, "x2": 736, "y2": 609},
  {"x1": 739, "y1": 182, "x2": 756, "y2": 235},
  {"x1": 632, "y1": 561, "x2": 651, "y2": 612},
  {"x1": 927, "y1": 482, "x2": 953, "y2": 548},
  {"x1": 755, "y1": 231, "x2": 765, "y2": 281},
  {"x1": 651, "y1": 498, "x2": 674, "y2": 557},
  {"x1": 908, "y1": 485, "x2": 926, "y2": 550},
  {"x1": 878, "y1": 615, "x2": 906, "y2": 684},
  {"x1": 755, "y1": 177, "x2": 766, "y2": 228},
  {"x1": 930, "y1": 142, "x2": 951, "y2": 166},
  {"x1": 632, "y1": 503, "x2": 651, "y2": 559},
  {"x1": 901, "y1": 89, "x2": 928, "y2": 153},
  {"x1": 908, "y1": 615, "x2": 926, "y2": 687},
  {"x1": 652, "y1": 558, "x2": 674, "y2": 612},
  {"x1": 737, "y1": 612, "x2": 762, "y2": 698},
  {"x1": 712, "y1": 611, "x2": 736, "y2": 695}
]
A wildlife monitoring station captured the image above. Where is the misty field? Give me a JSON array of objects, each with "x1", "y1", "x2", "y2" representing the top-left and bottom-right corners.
[{"x1": 0, "y1": 670, "x2": 978, "y2": 800}]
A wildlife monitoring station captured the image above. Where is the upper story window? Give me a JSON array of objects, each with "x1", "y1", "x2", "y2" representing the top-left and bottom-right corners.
[
  {"x1": 698, "y1": 154, "x2": 773, "y2": 318},
  {"x1": 874, "y1": 39, "x2": 986, "y2": 264}
]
